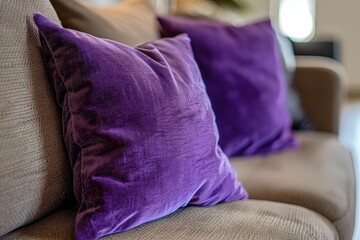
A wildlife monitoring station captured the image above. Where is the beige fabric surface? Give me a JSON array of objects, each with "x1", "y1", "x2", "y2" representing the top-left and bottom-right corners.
[
  {"x1": 294, "y1": 57, "x2": 346, "y2": 135},
  {"x1": 2, "y1": 200, "x2": 338, "y2": 240},
  {"x1": 50, "y1": 0, "x2": 159, "y2": 46},
  {"x1": 0, "y1": 0, "x2": 72, "y2": 236},
  {"x1": 232, "y1": 132, "x2": 355, "y2": 240}
]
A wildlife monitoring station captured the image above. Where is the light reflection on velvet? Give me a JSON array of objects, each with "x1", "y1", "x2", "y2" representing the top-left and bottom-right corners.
[
  {"x1": 33, "y1": 13, "x2": 248, "y2": 240},
  {"x1": 158, "y1": 16, "x2": 298, "y2": 157}
]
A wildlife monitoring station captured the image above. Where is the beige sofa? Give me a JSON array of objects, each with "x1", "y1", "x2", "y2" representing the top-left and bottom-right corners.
[{"x1": 0, "y1": 1, "x2": 356, "y2": 240}]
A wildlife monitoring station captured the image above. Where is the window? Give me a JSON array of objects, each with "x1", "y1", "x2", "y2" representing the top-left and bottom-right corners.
[{"x1": 278, "y1": 0, "x2": 316, "y2": 42}]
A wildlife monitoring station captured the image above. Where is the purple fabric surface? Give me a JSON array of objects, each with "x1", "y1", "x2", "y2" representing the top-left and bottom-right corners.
[
  {"x1": 33, "y1": 13, "x2": 248, "y2": 240},
  {"x1": 158, "y1": 16, "x2": 298, "y2": 157}
]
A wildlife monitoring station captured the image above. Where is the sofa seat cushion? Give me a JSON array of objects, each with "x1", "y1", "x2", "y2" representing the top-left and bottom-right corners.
[
  {"x1": 231, "y1": 132, "x2": 355, "y2": 240},
  {"x1": 2, "y1": 200, "x2": 338, "y2": 240}
]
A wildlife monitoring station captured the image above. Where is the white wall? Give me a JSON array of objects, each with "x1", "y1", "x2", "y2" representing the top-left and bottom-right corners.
[{"x1": 316, "y1": 0, "x2": 360, "y2": 96}]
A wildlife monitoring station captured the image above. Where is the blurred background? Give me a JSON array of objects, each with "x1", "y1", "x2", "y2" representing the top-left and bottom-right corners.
[{"x1": 87, "y1": 0, "x2": 360, "y2": 99}]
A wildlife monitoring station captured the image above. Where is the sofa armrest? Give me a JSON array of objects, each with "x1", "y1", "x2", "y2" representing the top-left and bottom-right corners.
[{"x1": 293, "y1": 56, "x2": 346, "y2": 135}]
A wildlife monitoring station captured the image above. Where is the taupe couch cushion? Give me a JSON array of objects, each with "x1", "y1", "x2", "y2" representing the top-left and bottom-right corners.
[
  {"x1": 0, "y1": 0, "x2": 72, "y2": 236},
  {"x1": 232, "y1": 132, "x2": 355, "y2": 240},
  {"x1": 50, "y1": 0, "x2": 159, "y2": 46},
  {"x1": 2, "y1": 200, "x2": 338, "y2": 240}
]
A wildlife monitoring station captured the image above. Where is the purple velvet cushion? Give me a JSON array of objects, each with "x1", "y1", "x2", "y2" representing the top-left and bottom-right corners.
[
  {"x1": 33, "y1": 13, "x2": 247, "y2": 240},
  {"x1": 158, "y1": 16, "x2": 298, "y2": 157}
]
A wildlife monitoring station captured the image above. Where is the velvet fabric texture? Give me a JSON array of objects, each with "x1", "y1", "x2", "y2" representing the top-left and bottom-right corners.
[
  {"x1": 33, "y1": 13, "x2": 248, "y2": 240},
  {"x1": 158, "y1": 16, "x2": 298, "y2": 157}
]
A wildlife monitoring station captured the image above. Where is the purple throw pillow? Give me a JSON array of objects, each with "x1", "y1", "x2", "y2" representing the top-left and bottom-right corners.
[
  {"x1": 158, "y1": 16, "x2": 298, "y2": 157},
  {"x1": 33, "y1": 13, "x2": 248, "y2": 240}
]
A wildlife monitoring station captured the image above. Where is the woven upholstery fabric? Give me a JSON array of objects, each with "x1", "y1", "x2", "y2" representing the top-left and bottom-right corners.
[
  {"x1": 50, "y1": 0, "x2": 159, "y2": 46},
  {"x1": 0, "y1": 0, "x2": 72, "y2": 236},
  {"x1": 2, "y1": 200, "x2": 338, "y2": 240},
  {"x1": 232, "y1": 132, "x2": 355, "y2": 240}
]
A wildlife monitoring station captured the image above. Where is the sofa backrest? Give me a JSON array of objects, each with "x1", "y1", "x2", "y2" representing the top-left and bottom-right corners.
[
  {"x1": 50, "y1": 0, "x2": 159, "y2": 46},
  {"x1": 0, "y1": 0, "x2": 72, "y2": 236}
]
